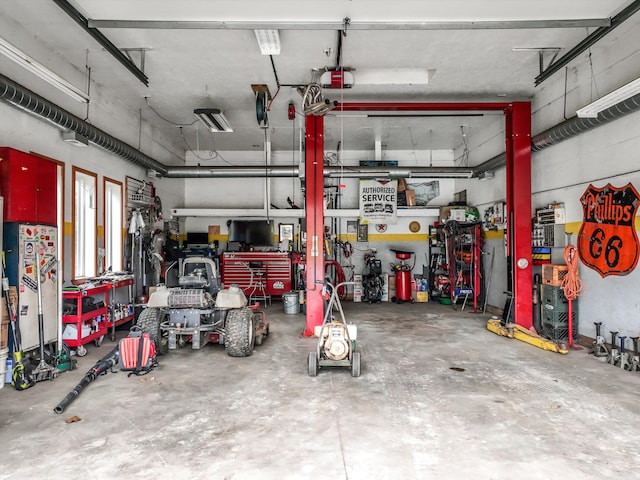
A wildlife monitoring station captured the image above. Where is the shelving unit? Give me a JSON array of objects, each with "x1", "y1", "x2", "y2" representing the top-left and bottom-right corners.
[
  {"x1": 444, "y1": 221, "x2": 482, "y2": 311},
  {"x1": 428, "y1": 225, "x2": 448, "y2": 299},
  {"x1": 62, "y1": 284, "x2": 111, "y2": 355},
  {"x1": 103, "y1": 277, "x2": 135, "y2": 341}
]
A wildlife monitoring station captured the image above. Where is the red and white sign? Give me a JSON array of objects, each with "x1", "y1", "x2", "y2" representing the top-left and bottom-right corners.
[{"x1": 578, "y1": 183, "x2": 640, "y2": 277}]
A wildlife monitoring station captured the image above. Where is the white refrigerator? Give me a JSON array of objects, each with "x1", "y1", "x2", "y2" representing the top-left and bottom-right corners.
[{"x1": 3, "y1": 223, "x2": 58, "y2": 352}]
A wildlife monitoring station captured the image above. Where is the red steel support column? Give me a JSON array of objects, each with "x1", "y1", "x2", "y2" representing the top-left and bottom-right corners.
[
  {"x1": 303, "y1": 114, "x2": 326, "y2": 336},
  {"x1": 506, "y1": 102, "x2": 533, "y2": 328}
]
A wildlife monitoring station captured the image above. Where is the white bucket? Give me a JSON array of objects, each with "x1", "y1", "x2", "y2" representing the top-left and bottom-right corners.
[
  {"x1": 0, "y1": 348, "x2": 8, "y2": 389},
  {"x1": 283, "y1": 292, "x2": 300, "y2": 314}
]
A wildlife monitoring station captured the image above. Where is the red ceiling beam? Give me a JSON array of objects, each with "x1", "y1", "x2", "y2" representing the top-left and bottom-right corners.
[{"x1": 336, "y1": 102, "x2": 511, "y2": 112}]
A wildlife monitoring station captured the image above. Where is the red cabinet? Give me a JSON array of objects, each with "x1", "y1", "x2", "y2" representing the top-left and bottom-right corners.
[
  {"x1": 221, "y1": 252, "x2": 293, "y2": 296},
  {"x1": 0, "y1": 147, "x2": 57, "y2": 225}
]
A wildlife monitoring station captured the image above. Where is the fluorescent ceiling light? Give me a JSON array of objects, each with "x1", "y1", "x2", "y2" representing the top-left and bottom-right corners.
[
  {"x1": 0, "y1": 36, "x2": 90, "y2": 103},
  {"x1": 254, "y1": 30, "x2": 280, "y2": 55},
  {"x1": 576, "y1": 77, "x2": 640, "y2": 118},
  {"x1": 194, "y1": 108, "x2": 233, "y2": 133},
  {"x1": 355, "y1": 68, "x2": 435, "y2": 85}
]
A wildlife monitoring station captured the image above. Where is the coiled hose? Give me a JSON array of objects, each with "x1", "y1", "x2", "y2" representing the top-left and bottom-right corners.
[{"x1": 561, "y1": 245, "x2": 583, "y2": 301}]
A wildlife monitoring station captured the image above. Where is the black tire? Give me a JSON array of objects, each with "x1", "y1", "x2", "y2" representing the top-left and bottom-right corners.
[
  {"x1": 136, "y1": 308, "x2": 162, "y2": 350},
  {"x1": 255, "y1": 333, "x2": 264, "y2": 346},
  {"x1": 351, "y1": 351, "x2": 361, "y2": 377},
  {"x1": 308, "y1": 351, "x2": 318, "y2": 376},
  {"x1": 225, "y1": 308, "x2": 254, "y2": 357}
]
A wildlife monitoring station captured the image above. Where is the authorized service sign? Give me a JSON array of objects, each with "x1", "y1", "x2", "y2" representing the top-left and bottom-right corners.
[
  {"x1": 578, "y1": 183, "x2": 640, "y2": 277},
  {"x1": 359, "y1": 179, "x2": 397, "y2": 224}
]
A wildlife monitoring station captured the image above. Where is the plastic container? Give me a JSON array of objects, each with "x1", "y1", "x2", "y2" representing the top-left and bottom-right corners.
[
  {"x1": 5, "y1": 358, "x2": 12, "y2": 384},
  {"x1": 283, "y1": 292, "x2": 300, "y2": 314},
  {"x1": 0, "y1": 348, "x2": 8, "y2": 389}
]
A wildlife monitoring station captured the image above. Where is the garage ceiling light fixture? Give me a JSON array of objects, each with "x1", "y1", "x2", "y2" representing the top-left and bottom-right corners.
[
  {"x1": 576, "y1": 77, "x2": 640, "y2": 118},
  {"x1": 0, "y1": 36, "x2": 90, "y2": 103},
  {"x1": 194, "y1": 108, "x2": 234, "y2": 133},
  {"x1": 254, "y1": 29, "x2": 280, "y2": 55}
]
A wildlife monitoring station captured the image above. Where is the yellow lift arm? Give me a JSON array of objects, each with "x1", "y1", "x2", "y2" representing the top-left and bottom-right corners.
[{"x1": 486, "y1": 319, "x2": 568, "y2": 355}]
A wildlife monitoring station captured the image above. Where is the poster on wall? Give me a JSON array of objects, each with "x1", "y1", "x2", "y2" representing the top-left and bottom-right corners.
[
  {"x1": 359, "y1": 179, "x2": 397, "y2": 224},
  {"x1": 578, "y1": 183, "x2": 640, "y2": 277}
]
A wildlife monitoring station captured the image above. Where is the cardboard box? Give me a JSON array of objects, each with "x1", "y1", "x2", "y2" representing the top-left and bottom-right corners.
[
  {"x1": 353, "y1": 274, "x2": 363, "y2": 303},
  {"x1": 1, "y1": 321, "x2": 7, "y2": 350},
  {"x1": 387, "y1": 275, "x2": 396, "y2": 300},
  {"x1": 405, "y1": 189, "x2": 416, "y2": 206},
  {"x1": 439, "y1": 206, "x2": 454, "y2": 223},
  {"x1": 451, "y1": 208, "x2": 466, "y2": 222}
]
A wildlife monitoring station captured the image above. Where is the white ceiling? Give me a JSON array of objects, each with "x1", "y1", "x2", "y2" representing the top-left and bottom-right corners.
[{"x1": 0, "y1": 0, "x2": 635, "y2": 164}]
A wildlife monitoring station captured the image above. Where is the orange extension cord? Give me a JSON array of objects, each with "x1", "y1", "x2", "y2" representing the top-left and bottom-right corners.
[
  {"x1": 562, "y1": 245, "x2": 583, "y2": 348},
  {"x1": 561, "y1": 245, "x2": 584, "y2": 301}
]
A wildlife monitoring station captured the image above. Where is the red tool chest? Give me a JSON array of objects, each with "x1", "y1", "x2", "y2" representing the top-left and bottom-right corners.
[{"x1": 221, "y1": 252, "x2": 293, "y2": 297}]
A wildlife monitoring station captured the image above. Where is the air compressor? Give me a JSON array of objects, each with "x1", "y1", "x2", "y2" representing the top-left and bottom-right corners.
[{"x1": 390, "y1": 249, "x2": 415, "y2": 303}]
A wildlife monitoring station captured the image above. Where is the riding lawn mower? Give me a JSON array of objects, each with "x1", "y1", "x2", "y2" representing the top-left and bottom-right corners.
[{"x1": 137, "y1": 257, "x2": 269, "y2": 357}]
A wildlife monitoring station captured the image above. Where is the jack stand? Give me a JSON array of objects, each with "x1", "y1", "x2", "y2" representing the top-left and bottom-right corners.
[
  {"x1": 592, "y1": 322, "x2": 608, "y2": 358},
  {"x1": 629, "y1": 337, "x2": 640, "y2": 372},
  {"x1": 618, "y1": 335, "x2": 631, "y2": 370},
  {"x1": 608, "y1": 331, "x2": 620, "y2": 366}
]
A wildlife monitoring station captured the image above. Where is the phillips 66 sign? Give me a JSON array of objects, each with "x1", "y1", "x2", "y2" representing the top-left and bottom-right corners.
[{"x1": 578, "y1": 183, "x2": 640, "y2": 277}]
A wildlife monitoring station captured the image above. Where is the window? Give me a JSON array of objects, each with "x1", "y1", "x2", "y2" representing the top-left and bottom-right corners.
[
  {"x1": 72, "y1": 167, "x2": 97, "y2": 278},
  {"x1": 104, "y1": 177, "x2": 123, "y2": 272}
]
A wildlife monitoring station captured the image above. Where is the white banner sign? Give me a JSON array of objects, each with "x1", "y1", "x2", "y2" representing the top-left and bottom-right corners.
[{"x1": 359, "y1": 179, "x2": 397, "y2": 224}]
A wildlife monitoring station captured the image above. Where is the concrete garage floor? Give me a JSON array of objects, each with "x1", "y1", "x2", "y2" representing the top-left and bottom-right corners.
[{"x1": 2, "y1": 301, "x2": 640, "y2": 479}]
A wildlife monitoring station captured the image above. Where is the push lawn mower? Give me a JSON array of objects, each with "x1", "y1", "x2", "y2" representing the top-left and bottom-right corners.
[{"x1": 308, "y1": 281, "x2": 360, "y2": 377}]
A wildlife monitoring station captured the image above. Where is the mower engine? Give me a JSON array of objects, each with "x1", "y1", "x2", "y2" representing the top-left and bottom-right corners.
[
  {"x1": 315, "y1": 321, "x2": 358, "y2": 361},
  {"x1": 324, "y1": 323, "x2": 350, "y2": 360}
]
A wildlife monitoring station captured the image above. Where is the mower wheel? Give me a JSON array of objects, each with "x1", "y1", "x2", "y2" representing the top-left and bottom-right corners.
[
  {"x1": 351, "y1": 351, "x2": 361, "y2": 377},
  {"x1": 308, "y1": 352, "x2": 318, "y2": 377},
  {"x1": 225, "y1": 308, "x2": 255, "y2": 357},
  {"x1": 136, "y1": 307, "x2": 164, "y2": 353}
]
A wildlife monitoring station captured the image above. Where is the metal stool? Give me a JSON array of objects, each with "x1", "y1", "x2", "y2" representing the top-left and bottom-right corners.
[{"x1": 248, "y1": 262, "x2": 271, "y2": 307}]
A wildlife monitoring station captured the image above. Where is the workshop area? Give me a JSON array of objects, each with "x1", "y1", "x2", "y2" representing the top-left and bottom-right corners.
[{"x1": 2, "y1": 0, "x2": 640, "y2": 478}]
